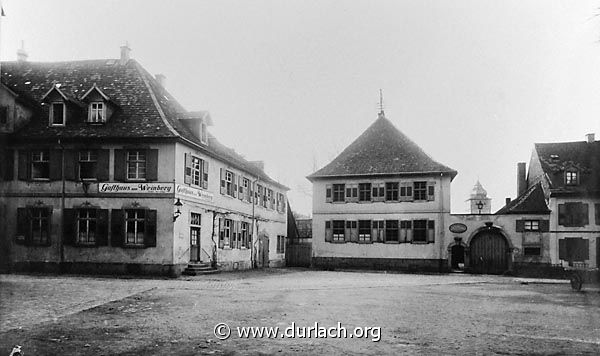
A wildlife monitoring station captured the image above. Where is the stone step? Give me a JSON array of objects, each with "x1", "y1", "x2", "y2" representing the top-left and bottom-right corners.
[{"x1": 182, "y1": 268, "x2": 219, "y2": 276}]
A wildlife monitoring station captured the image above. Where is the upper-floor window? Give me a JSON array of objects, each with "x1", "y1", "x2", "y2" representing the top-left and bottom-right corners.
[
  {"x1": 558, "y1": 202, "x2": 589, "y2": 227},
  {"x1": 89, "y1": 102, "x2": 105, "y2": 123},
  {"x1": 565, "y1": 170, "x2": 578, "y2": 186},
  {"x1": 386, "y1": 182, "x2": 399, "y2": 201},
  {"x1": 267, "y1": 189, "x2": 275, "y2": 209},
  {"x1": 276, "y1": 192, "x2": 286, "y2": 212},
  {"x1": 243, "y1": 178, "x2": 252, "y2": 202},
  {"x1": 79, "y1": 150, "x2": 98, "y2": 180},
  {"x1": 184, "y1": 154, "x2": 208, "y2": 189},
  {"x1": 359, "y1": 183, "x2": 371, "y2": 202},
  {"x1": 127, "y1": 150, "x2": 146, "y2": 180},
  {"x1": 414, "y1": 182, "x2": 427, "y2": 201},
  {"x1": 332, "y1": 184, "x2": 345, "y2": 202},
  {"x1": 50, "y1": 102, "x2": 65, "y2": 126},
  {"x1": 372, "y1": 183, "x2": 385, "y2": 201},
  {"x1": 31, "y1": 150, "x2": 50, "y2": 180}
]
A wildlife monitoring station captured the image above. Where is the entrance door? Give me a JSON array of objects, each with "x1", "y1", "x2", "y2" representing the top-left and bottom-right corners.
[
  {"x1": 258, "y1": 235, "x2": 269, "y2": 268},
  {"x1": 451, "y1": 244, "x2": 465, "y2": 269},
  {"x1": 190, "y1": 227, "x2": 201, "y2": 262},
  {"x1": 469, "y1": 230, "x2": 509, "y2": 274}
]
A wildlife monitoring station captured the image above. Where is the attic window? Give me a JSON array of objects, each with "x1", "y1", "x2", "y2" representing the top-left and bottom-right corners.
[
  {"x1": 550, "y1": 154, "x2": 559, "y2": 161},
  {"x1": 200, "y1": 122, "x2": 208, "y2": 144},
  {"x1": 50, "y1": 102, "x2": 66, "y2": 126},
  {"x1": 565, "y1": 170, "x2": 578, "y2": 186},
  {"x1": 89, "y1": 102, "x2": 105, "y2": 123}
]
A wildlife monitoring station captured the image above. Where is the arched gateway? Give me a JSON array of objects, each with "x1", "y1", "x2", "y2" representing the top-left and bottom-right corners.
[{"x1": 468, "y1": 227, "x2": 511, "y2": 274}]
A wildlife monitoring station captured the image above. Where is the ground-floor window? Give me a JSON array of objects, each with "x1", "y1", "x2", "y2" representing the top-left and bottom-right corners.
[
  {"x1": 77, "y1": 209, "x2": 97, "y2": 245},
  {"x1": 523, "y1": 247, "x2": 541, "y2": 256},
  {"x1": 277, "y1": 235, "x2": 285, "y2": 253},
  {"x1": 358, "y1": 220, "x2": 371, "y2": 242},
  {"x1": 125, "y1": 209, "x2": 146, "y2": 245},
  {"x1": 385, "y1": 220, "x2": 399, "y2": 242},
  {"x1": 559, "y1": 237, "x2": 589, "y2": 264},
  {"x1": 219, "y1": 219, "x2": 251, "y2": 249},
  {"x1": 16, "y1": 207, "x2": 52, "y2": 246},
  {"x1": 412, "y1": 220, "x2": 428, "y2": 242},
  {"x1": 332, "y1": 220, "x2": 345, "y2": 242}
]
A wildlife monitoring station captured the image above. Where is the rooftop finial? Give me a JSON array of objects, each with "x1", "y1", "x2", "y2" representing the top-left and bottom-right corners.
[{"x1": 378, "y1": 89, "x2": 385, "y2": 118}]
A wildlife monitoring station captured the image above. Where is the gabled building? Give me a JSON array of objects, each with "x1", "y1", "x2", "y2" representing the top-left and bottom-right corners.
[
  {"x1": 524, "y1": 134, "x2": 599, "y2": 268},
  {"x1": 307, "y1": 111, "x2": 457, "y2": 271},
  {"x1": 0, "y1": 46, "x2": 288, "y2": 276}
]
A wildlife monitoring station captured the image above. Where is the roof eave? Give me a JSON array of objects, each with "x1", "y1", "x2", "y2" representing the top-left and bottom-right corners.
[{"x1": 307, "y1": 170, "x2": 457, "y2": 182}]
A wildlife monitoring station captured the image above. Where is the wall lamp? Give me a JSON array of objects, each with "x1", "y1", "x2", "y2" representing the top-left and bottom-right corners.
[{"x1": 173, "y1": 198, "x2": 183, "y2": 222}]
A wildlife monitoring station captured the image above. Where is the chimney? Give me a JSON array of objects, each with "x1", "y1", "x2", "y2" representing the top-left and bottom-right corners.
[
  {"x1": 250, "y1": 160, "x2": 265, "y2": 172},
  {"x1": 17, "y1": 40, "x2": 28, "y2": 62},
  {"x1": 586, "y1": 133, "x2": 595, "y2": 143},
  {"x1": 120, "y1": 42, "x2": 131, "y2": 64},
  {"x1": 517, "y1": 162, "x2": 527, "y2": 197},
  {"x1": 505, "y1": 197, "x2": 511, "y2": 206},
  {"x1": 155, "y1": 74, "x2": 166, "y2": 87}
]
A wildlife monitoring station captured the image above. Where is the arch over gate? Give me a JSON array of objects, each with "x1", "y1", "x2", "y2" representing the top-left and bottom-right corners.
[{"x1": 467, "y1": 226, "x2": 512, "y2": 274}]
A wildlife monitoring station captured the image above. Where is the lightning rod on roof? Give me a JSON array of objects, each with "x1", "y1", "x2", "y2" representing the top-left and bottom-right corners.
[{"x1": 378, "y1": 89, "x2": 385, "y2": 118}]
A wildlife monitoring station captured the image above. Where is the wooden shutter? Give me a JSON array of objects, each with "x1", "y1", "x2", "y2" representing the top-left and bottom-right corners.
[
  {"x1": 2, "y1": 149, "x2": 14, "y2": 181},
  {"x1": 350, "y1": 221, "x2": 358, "y2": 242},
  {"x1": 113, "y1": 149, "x2": 126, "y2": 181},
  {"x1": 184, "y1": 153, "x2": 192, "y2": 185},
  {"x1": 110, "y1": 209, "x2": 124, "y2": 247},
  {"x1": 238, "y1": 176, "x2": 244, "y2": 200},
  {"x1": 218, "y1": 218, "x2": 224, "y2": 248},
  {"x1": 558, "y1": 239, "x2": 566, "y2": 260},
  {"x1": 146, "y1": 149, "x2": 158, "y2": 181},
  {"x1": 62, "y1": 208, "x2": 77, "y2": 245},
  {"x1": 64, "y1": 150, "x2": 77, "y2": 181},
  {"x1": 326, "y1": 184, "x2": 332, "y2": 203},
  {"x1": 16, "y1": 207, "x2": 29, "y2": 245},
  {"x1": 325, "y1": 221, "x2": 333, "y2": 242},
  {"x1": 577, "y1": 238, "x2": 589, "y2": 261},
  {"x1": 373, "y1": 183, "x2": 384, "y2": 202},
  {"x1": 49, "y1": 149, "x2": 62, "y2": 181},
  {"x1": 406, "y1": 220, "x2": 413, "y2": 242},
  {"x1": 144, "y1": 209, "x2": 157, "y2": 247},
  {"x1": 427, "y1": 183, "x2": 435, "y2": 201},
  {"x1": 539, "y1": 219, "x2": 549, "y2": 232},
  {"x1": 202, "y1": 160, "x2": 209, "y2": 189},
  {"x1": 96, "y1": 209, "x2": 109, "y2": 246},
  {"x1": 232, "y1": 173, "x2": 237, "y2": 198},
  {"x1": 558, "y1": 204, "x2": 566, "y2": 226},
  {"x1": 44, "y1": 207, "x2": 53, "y2": 246},
  {"x1": 427, "y1": 220, "x2": 435, "y2": 243},
  {"x1": 515, "y1": 220, "x2": 524, "y2": 232},
  {"x1": 97, "y1": 149, "x2": 110, "y2": 181},
  {"x1": 18, "y1": 150, "x2": 29, "y2": 180},
  {"x1": 581, "y1": 204, "x2": 589, "y2": 226},
  {"x1": 220, "y1": 168, "x2": 226, "y2": 194},
  {"x1": 400, "y1": 182, "x2": 413, "y2": 202},
  {"x1": 596, "y1": 204, "x2": 600, "y2": 225}
]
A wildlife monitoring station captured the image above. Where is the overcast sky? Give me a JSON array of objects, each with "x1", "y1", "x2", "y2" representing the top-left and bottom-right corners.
[{"x1": 2, "y1": 0, "x2": 600, "y2": 215}]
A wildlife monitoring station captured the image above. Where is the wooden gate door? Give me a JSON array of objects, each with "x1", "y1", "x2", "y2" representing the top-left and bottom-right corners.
[
  {"x1": 469, "y1": 231, "x2": 508, "y2": 274},
  {"x1": 190, "y1": 227, "x2": 201, "y2": 262}
]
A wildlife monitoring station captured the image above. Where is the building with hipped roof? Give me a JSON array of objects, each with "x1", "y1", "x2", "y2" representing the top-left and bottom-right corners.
[
  {"x1": 307, "y1": 110, "x2": 457, "y2": 271},
  {"x1": 0, "y1": 45, "x2": 289, "y2": 276}
]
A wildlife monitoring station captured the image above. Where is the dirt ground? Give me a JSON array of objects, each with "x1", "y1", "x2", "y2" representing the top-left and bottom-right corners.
[{"x1": 1, "y1": 269, "x2": 599, "y2": 355}]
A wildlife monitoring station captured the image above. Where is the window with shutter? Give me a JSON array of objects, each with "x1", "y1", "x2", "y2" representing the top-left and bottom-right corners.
[
  {"x1": 359, "y1": 183, "x2": 371, "y2": 202},
  {"x1": 385, "y1": 182, "x2": 399, "y2": 201},
  {"x1": 332, "y1": 184, "x2": 345, "y2": 202},
  {"x1": 412, "y1": 220, "x2": 427, "y2": 242},
  {"x1": 31, "y1": 150, "x2": 50, "y2": 180},
  {"x1": 78, "y1": 150, "x2": 98, "y2": 180},
  {"x1": 385, "y1": 220, "x2": 399, "y2": 242},
  {"x1": 413, "y1": 182, "x2": 427, "y2": 201},
  {"x1": 325, "y1": 184, "x2": 332, "y2": 203},
  {"x1": 358, "y1": 220, "x2": 371, "y2": 242},
  {"x1": 399, "y1": 182, "x2": 413, "y2": 202},
  {"x1": 332, "y1": 220, "x2": 345, "y2": 242}
]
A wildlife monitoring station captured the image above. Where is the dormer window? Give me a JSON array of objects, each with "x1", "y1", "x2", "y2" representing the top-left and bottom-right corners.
[
  {"x1": 50, "y1": 102, "x2": 65, "y2": 126},
  {"x1": 200, "y1": 121, "x2": 208, "y2": 144},
  {"x1": 565, "y1": 170, "x2": 578, "y2": 185},
  {"x1": 89, "y1": 102, "x2": 105, "y2": 123}
]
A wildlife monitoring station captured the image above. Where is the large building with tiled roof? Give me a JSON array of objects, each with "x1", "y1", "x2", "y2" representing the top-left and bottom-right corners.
[
  {"x1": 524, "y1": 134, "x2": 599, "y2": 269},
  {"x1": 0, "y1": 46, "x2": 288, "y2": 276},
  {"x1": 307, "y1": 110, "x2": 456, "y2": 271}
]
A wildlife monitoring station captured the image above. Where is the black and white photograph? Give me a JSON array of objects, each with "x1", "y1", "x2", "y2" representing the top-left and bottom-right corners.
[{"x1": 0, "y1": 0, "x2": 599, "y2": 355}]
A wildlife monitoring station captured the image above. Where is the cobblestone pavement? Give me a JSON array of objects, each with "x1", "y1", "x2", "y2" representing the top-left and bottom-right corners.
[{"x1": 1, "y1": 269, "x2": 599, "y2": 355}]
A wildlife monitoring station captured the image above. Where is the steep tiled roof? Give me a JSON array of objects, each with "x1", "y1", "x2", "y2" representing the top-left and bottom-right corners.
[
  {"x1": 1, "y1": 59, "x2": 287, "y2": 190},
  {"x1": 495, "y1": 182, "x2": 550, "y2": 215},
  {"x1": 534, "y1": 140, "x2": 600, "y2": 195},
  {"x1": 307, "y1": 113, "x2": 457, "y2": 180}
]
